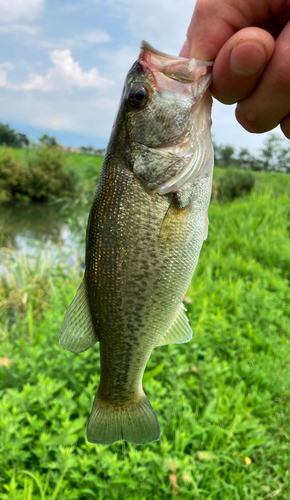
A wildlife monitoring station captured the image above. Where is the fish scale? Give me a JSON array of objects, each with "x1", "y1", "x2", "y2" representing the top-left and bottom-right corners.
[{"x1": 60, "y1": 41, "x2": 214, "y2": 445}]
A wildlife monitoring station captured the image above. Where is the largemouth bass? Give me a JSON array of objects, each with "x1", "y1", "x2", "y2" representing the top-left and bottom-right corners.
[{"x1": 60, "y1": 41, "x2": 214, "y2": 445}]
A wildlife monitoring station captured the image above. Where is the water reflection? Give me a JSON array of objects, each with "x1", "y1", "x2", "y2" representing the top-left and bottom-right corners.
[{"x1": 0, "y1": 200, "x2": 89, "y2": 260}]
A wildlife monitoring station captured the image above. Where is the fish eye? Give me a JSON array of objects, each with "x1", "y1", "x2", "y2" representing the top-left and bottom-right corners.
[{"x1": 127, "y1": 85, "x2": 150, "y2": 109}]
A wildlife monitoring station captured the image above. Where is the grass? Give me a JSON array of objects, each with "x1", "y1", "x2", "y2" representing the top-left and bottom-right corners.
[
  {"x1": 0, "y1": 167, "x2": 290, "y2": 499},
  {"x1": 65, "y1": 153, "x2": 103, "y2": 199}
]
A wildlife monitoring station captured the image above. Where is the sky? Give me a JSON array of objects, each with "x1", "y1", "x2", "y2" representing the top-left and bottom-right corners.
[{"x1": 0, "y1": 0, "x2": 285, "y2": 153}]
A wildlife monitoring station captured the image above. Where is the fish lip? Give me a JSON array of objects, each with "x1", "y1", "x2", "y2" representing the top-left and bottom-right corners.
[
  {"x1": 140, "y1": 40, "x2": 214, "y2": 67},
  {"x1": 139, "y1": 40, "x2": 213, "y2": 86},
  {"x1": 136, "y1": 42, "x2": 213, "y2": 148}
]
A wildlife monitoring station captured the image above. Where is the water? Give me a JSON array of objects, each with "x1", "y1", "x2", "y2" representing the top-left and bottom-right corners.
[{"x1": 0, "y1": 200, "x2": 89, "y2": 265}]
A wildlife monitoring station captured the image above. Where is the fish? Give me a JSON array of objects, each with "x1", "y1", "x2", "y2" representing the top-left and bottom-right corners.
[{"x1": 60, "y1": 41, "x2": 214, "y2": 446}]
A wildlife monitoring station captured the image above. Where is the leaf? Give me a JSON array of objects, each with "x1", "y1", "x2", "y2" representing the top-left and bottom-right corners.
[
  {"x1": 196, "y1": 451, "x2": 217, "y2": 461},
  {"x1": 143, "y1": 363, "x2": 164, "y2": 384},
  {"x1": 20, "y1": 471, "x2": 45, "y2": 500},
  {"x1": 51, "y1": 465, "x2": 69, "y2": 500},
  {"x1": 168, "y1": 461, "x2": 178, "y2": 472}
]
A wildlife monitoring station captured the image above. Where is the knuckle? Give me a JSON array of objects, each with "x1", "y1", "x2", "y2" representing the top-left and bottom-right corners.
[
  {"x1": 235, "y1": 105, "x2": 271, "y2": 133},
  {"x1": 268, "y1": 45, "x2": 290, "y2": 88},
  {"x1": 269, "y1": 63, "x2": 290, "y2": 88}
]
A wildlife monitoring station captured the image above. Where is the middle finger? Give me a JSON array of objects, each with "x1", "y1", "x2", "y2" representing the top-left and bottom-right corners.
[{"x1": 236, "y1": 20, "x2": 290, "y2": 133}]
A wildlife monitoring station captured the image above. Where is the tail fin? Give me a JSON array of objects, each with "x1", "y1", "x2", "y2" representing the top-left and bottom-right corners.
[{"x1": 87, "y1": 391, "x2": 160, "y2": 445}]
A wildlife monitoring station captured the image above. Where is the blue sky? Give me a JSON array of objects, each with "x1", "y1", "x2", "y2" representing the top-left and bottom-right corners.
[{"x1": 0, "y1": 0, "x2": 284, "y2": 152}]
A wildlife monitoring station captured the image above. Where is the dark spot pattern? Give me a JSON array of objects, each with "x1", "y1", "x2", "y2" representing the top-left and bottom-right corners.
[{"x1": 85, "y1": 153, "x2": 211, "y2": 404}]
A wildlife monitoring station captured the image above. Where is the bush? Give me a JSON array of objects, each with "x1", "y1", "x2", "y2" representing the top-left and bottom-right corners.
[
  {"x1": 25, "y1": 146, "x2": 73, "y2": 200},
  {"x1": 0, "y1": 146, "x2": 74, "y2": 201},
  {"x1": 0, "y1": 148, "x2": 26, "y2": 202},
  {"x1": 212, "y1": 168, "x2": 255, "y2": 201}
]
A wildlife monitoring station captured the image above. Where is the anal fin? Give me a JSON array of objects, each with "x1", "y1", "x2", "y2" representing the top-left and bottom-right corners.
[
  {"x1": 59, "y1": 279, "x2": 99, "y2": 353},
  {"x1": 157, "y1": 303, "x2": 192, "y2": 347}
]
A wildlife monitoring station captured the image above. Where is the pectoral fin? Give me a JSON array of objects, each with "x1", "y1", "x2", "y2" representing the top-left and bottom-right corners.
[
  {"x1": 60, "y1": 279, "x2": 99, "y2": 353},
  {"x1": 157, "y1": 304, "x2": 192, "y2": 347},
  {"x1": 132, "y1": 143, "x2": 186, "y2": 191}
]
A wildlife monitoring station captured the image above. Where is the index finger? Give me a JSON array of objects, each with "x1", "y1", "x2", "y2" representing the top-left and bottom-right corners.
[
  {"x1": 181, "y1": 0, "x2": 284, "y2": 60},
  {"x1": 182, "y1": 3, "x2": 235, "y2": 60}
]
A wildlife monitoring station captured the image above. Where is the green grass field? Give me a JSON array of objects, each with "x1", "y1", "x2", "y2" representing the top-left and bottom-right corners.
[{"x1": 1, "y1": 165, "x2": 290, "y2": 499}]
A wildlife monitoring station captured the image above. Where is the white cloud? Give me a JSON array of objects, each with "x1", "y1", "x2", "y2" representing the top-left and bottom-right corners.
[
  {"x1": 0, "y1": 70, "x2": 8, "y2": 88},
  {"x1": 0, "y1": 92, "x2": 118, "y2": 138},
  {"x1": 0, "y1": 63, "x2": 14, "y2": 88},
  {"x1": 0, "y1": 0, "x2": 44, "y2": 23},
  {"x1": 0, "y1": 45, "x2": 136, "y2": 140},
  {"x1": 99, "y1": 0, "x2": 196, "y2": 53},
  {"x1": 81, "y1": 30, "x2": 110, "y2": 44},
  {"x1": 0, "y1": 24, "x2": 39, "y2": 35},
  {"x1": 0, "y1": 62, "x2": 15, "y2": 71},
  {"x1": 56, "y1": 3, "x2": 86, "y2": 15},
  {"x1": 0, "y1": 85, "x2": 280, "y2": 153},
  {"x1": 0, "y1": 0, "x2": 278, "y2": 153},
  {"x1": 40, "y1": 30, "x2": 111, "y2": 50},
  {"x1": 1, "y1": 50, "x2": 113, "y2": 92},
  {"x1": 99, "y1": 45, "x2": 138, "y2": 82}
]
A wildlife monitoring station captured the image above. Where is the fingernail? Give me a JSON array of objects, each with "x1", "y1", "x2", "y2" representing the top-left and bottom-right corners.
[
  {"x1": 229, "y1": 40, "x2": 267, "y2": 76},
  {"x1": 179, "y1": 39, "x2": 190, "y2": 58}
]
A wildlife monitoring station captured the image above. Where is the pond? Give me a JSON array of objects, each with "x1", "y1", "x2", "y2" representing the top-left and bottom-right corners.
[{"x1": 0, "y1": 199, "x2": 90, "y2": 266}]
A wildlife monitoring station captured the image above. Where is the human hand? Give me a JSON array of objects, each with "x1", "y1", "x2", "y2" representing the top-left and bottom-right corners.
[{"x1": 180, "y1": 0, "x2": 290, "y2": 139}]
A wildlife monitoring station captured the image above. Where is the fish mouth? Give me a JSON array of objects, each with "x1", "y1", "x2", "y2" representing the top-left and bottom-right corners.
[
  {"x1": 138, "y1": 42, "x2": 212, "y2": 99},
  {"x1": 137, "y1": 41, "x2": 213, "y2": 192},
  {"x1": 139, "y1": 41, "x2": 213, "y2": 85},
  {"x1": 130, "y1": 41, "x2": 214, "y2": 195}
]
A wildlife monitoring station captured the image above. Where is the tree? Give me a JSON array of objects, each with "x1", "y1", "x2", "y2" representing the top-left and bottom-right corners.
[
  {"x1": 0, "y1": 122, "x2": 30, "y2": 148},
  {"x1": 216, "y1": 144, "x2": 235, "y2": 167},
  {"x1": 212, "y1": 138, "x2": 221, "y2": 165},
  {"x1": 259, "y1": 134, "x2": 290, "y2": 172},
  {"x1": 15, "y1": 133, "x2": 30, "y2": 148},
  {"x1": 236, "y1": 147, "x2": 255, "y2": 168},
  {"x1": 0, "y1": 123, "x2": 17, "y2": 146},
  {"x1": 39, "y1": 134, "x2": 58, "y2": 147}
]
